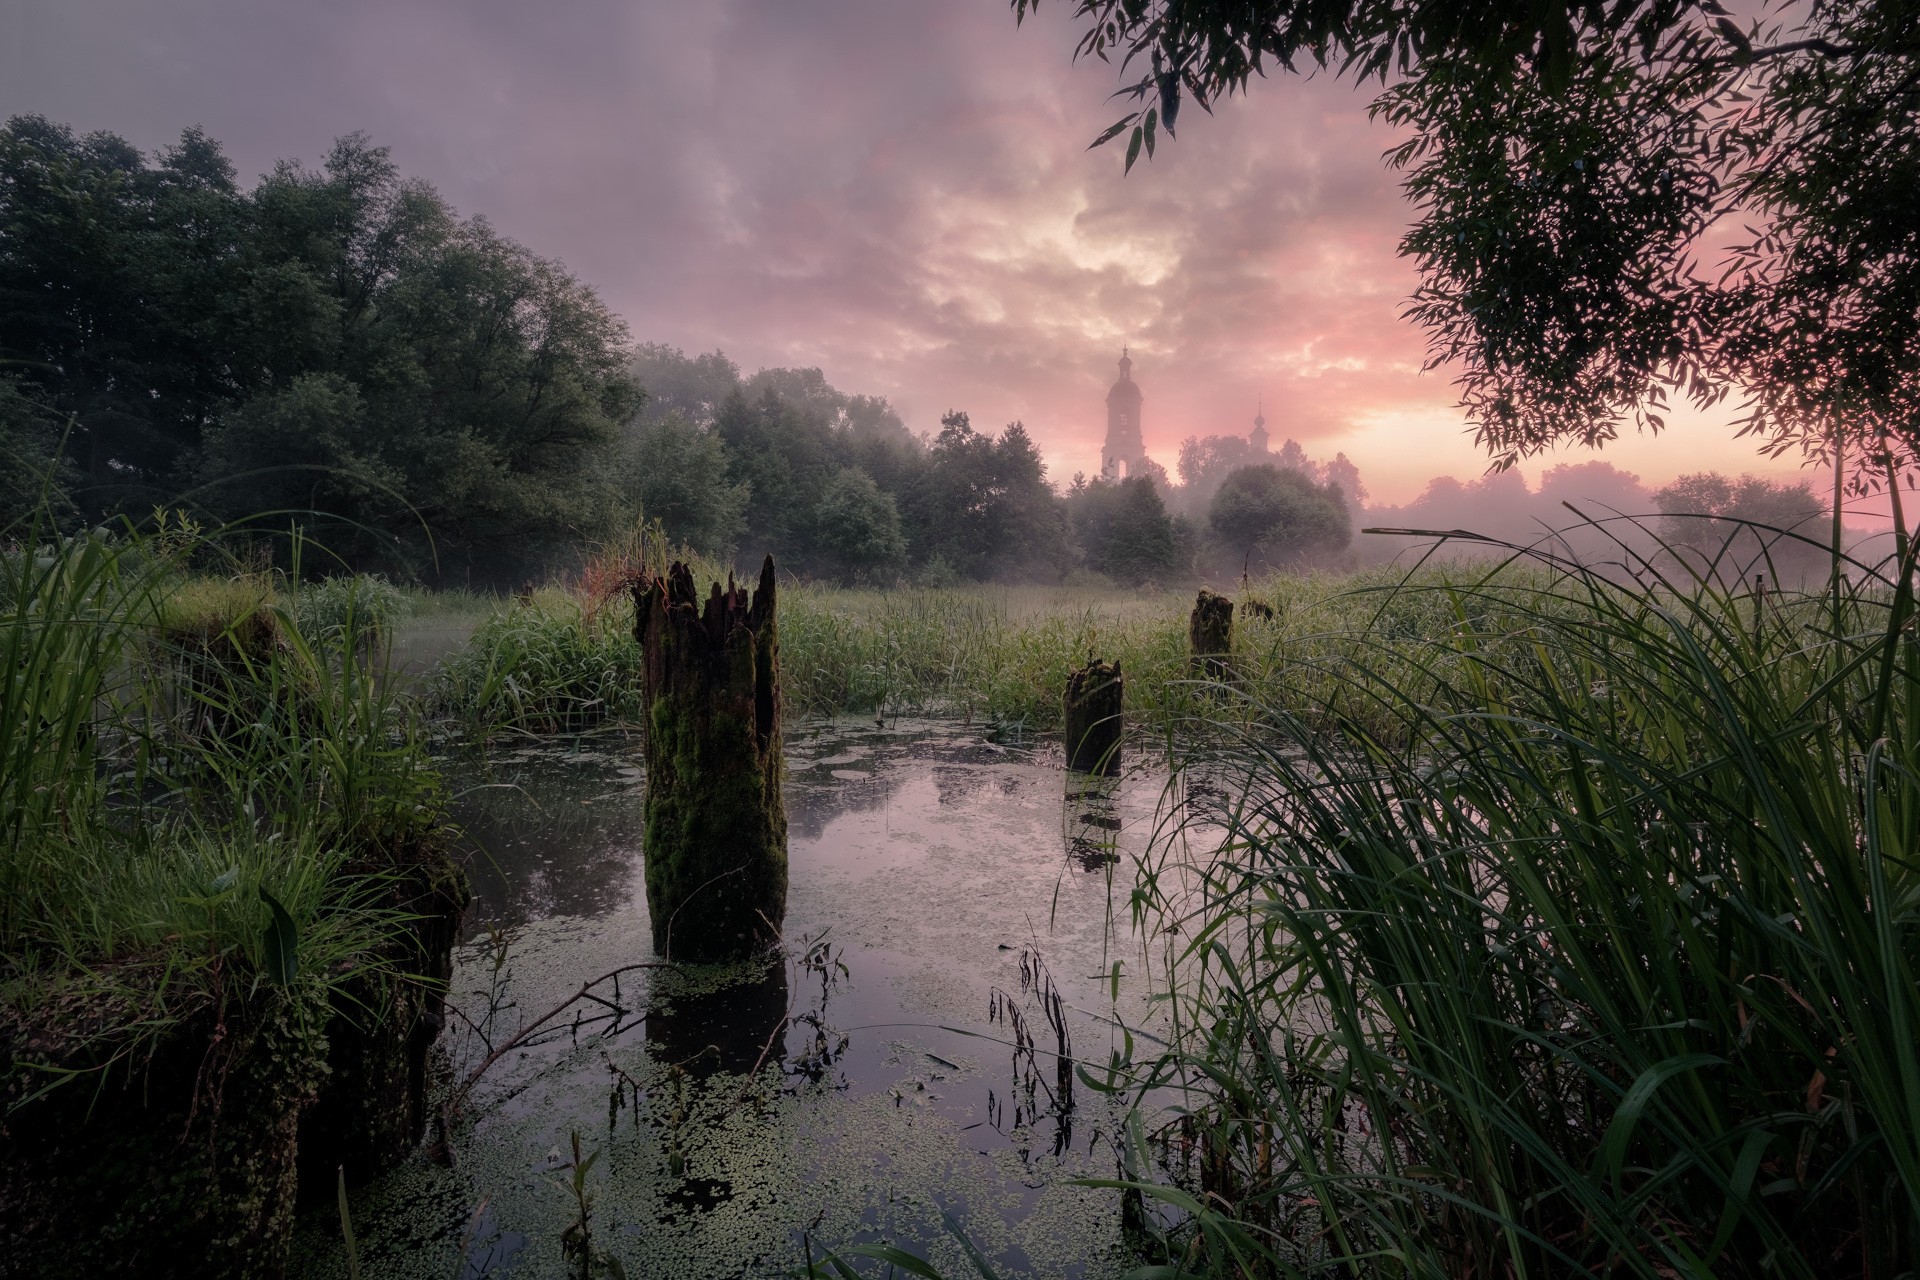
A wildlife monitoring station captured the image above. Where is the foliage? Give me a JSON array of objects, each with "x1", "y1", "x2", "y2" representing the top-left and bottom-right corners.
[
  {"x1": 1117, "y1": 533, "x2": 1920, "y2": 1275},
  {"x1": 1023, "y1": 0, "x2": 1920, "y2": 476},
  {"x1": 0, "y1": 376, "x2": 72, "y2": 528},
  {"x1": 807, "y1": 466, "x2": 909, "y2": 583},
  {"x1": 1206, "y1": 463, "x2": 1351, "y2": 568},
  {"x1": 293, "y1": 573, "x2": 409, "y2": 649},
  {"x1": 1653, "y1": 471, "x2": 1828, "y2": 584},
  {"x1": 1068, "y1": 474, "x2": 1180, "y2": 584},
  {"x1": 621, "y1": 411, "x2": 748, "y2": 559},
  {"x1": 0, "y1": 514, "x2": 446, "y2": 1086},
  {"x1": 622, "y1": 350, "x2": 1084, "y2": 585},
  {"x1": 906, "y1": 412, "x2": 1069, "y2": 582},
  {"x1": 430, "y1": 590, "x2": 646, "y2": 734},
  {"x1": 0, "y1": 116, "x2": 638, "y2": 579}
]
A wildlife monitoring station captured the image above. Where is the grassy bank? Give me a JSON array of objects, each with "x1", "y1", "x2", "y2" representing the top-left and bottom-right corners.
[
  {"x1": 426, "y1": 558, "x2": 1519, "y2": 741},
  {"x1": 0, "y1": 525, "x2": 457, "y2": 1275},
  {"x1": 1114, "y1": 541, "x2": 1920, "y2": 1276}
]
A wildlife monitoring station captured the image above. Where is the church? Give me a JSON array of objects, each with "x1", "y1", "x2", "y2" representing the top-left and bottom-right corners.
[{"x1": 1100, "y1": 349, "x2": 1269, "y2": 480}]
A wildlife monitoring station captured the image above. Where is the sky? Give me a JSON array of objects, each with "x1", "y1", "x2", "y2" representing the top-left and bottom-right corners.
[{"x1": 1, "y1": 0, "x2": 1840, "y2": 507}]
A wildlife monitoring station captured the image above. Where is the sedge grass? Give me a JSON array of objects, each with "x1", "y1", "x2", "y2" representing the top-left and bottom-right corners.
[
  {"x1": 1114, "y1": 527, "x2": 1920, "y2": 1276},
  {"x1": 1, "y1": 516, "x2": 450, "y2": 1095}
]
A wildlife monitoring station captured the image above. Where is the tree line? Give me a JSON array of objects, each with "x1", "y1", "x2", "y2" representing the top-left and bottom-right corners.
[
  {"x1": 0, "y1": 115, "x2": 1363, "y2": 587},
  {"x1": 0, "y1": 116, "x2": 634, "y2": 582},
  {"x1": 8, "y1": 115, "x2": 1817, "y2": 590}
]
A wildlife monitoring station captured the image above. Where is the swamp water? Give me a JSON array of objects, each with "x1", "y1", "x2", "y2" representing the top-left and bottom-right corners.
[{"x1": 293, "y1": 719, "x2": 1194, "y2": 1279}]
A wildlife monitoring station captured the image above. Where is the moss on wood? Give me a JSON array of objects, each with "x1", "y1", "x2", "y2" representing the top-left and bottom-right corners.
[
  {"x1": 1188, "y1": 589, "x2": 1234, "y2": 680},
  {"x1": 300, "y1": 850, "x2": 470, "y2": 1187},
  {"x1": 1063, "y1": 658, "x2": 1123, "y2": 775},
  {"x1": 0, "y1": 974, "x2": 330, "y2": 1279},
  {"x1": 631, "y1": 557, "x2": 787, "y2": 962}
]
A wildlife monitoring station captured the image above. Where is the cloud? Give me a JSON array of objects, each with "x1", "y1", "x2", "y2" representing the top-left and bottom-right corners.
[{"x1": 4, "y1": 0, "x2": 1793, "y2": 503}]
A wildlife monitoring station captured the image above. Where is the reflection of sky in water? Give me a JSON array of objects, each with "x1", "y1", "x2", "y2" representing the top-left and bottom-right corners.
[{"x1": 296, "y1": 721, "x2": 1194, "y2": 1280}]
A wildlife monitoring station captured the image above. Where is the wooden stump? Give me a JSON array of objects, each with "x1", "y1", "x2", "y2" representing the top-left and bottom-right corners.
[
  {"x1": 1063, "y1": 658, "x2": 1123, "y2": 775},
  {"x1": 299, "y1": 852, "x2": 469, "y2": 1187},
  {"x1": 1189, "y1": 588, "x2": 1234, "y2": 679},
  {"x1": 631, "y1": 557, "x2": 787, "y2": 962}
]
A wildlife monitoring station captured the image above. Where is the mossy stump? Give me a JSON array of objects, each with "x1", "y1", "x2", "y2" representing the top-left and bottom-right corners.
[
  {"x1": 1063, "y1": 658, "x2": 1123, "y2": 775},
  {"x1": 631, "y1": 557, "x2": 787, "y2": 962},
  {"x1": 1190, "y1": 588, "x2": 1235, "y2": 680},
  {"x1": 164, "y1": 605, "x2": 282, "y2": 742},
  {"x1": 299, "y1": 850, "x2": 470, "y2": 1188},
  {"x1": 0, "y1": 978, "x2": 330, "y2": 1280}
]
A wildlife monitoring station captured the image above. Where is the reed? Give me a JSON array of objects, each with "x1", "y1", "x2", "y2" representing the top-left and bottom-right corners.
[{"x1": 1119, "y1": 528, "x2": 1920, "y2": 1276}]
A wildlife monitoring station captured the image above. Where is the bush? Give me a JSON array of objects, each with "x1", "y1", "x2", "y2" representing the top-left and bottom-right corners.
[{"x1": 293, "y1": 573, "x2": 408, "y2": 649}]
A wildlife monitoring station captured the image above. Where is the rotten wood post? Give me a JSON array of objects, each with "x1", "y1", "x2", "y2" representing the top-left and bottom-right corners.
[
  {"x1": 1063, "y1": 658, "x2": 1123, "y2": 775},
  {"x1": 631, "y1": 556, "x2": 787, "y2": 962},
  {"x1": 1189, "y1": 588, "x2": 1234, "y2": 680}
]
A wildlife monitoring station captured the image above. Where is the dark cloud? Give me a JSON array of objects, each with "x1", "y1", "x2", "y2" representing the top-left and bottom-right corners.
[{"x1": 5, "y1": 0, "x2": 1784, "y2": 501}]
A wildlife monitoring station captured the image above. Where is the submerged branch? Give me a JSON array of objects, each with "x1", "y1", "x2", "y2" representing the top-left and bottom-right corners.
[{"x1": 453, "y1": 961, "x2": 678, "y2": 1111}]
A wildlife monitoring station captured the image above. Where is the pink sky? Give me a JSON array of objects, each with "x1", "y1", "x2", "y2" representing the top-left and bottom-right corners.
[{"x1": 4, "y1": 0, "x2": 1842, "y2": 507}]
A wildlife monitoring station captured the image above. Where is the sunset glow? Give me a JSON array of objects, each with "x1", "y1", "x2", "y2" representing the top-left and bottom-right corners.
[{"x1": 2, "y1": 0, "x2": 1831, "y2": 504}]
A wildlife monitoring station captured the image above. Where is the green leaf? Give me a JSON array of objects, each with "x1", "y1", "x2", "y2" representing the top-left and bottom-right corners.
[
  {"x1": 940, "y1": 1209, "x2": 1002, "y2": 1280},
  {"x1": 1088, "y1": 114, "x2": 1137, "y2": 150},
  {"x1": 1143, "y1": 108, "x2": 1157, "y2": 159},
  {"x1": 209, "y1": 864, "x2": 239, "y2": 895},
  {"x1": 260, "y1": 886, "x2": 299, "y2": 986},
  {"x1": 844, "y1": 1243, "x2": 950, "y2": 1278},
  {"x1": 1598, "y1": 1052, "x2": 1721, "y2": 1183},
  {"x1": 337, "y1": 1166, "x2": 363, "y2": 1280},
  {"x1": 1124, "y1": 126, "x2": 1143, "y2": 174}
]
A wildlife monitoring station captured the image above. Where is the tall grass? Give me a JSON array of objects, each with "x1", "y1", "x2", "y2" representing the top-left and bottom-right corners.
[
  {"x1": 433, "y1": 564, "x2": 1506, "y2": 738},
  {"x1": 1120, "y1": 531, "x2": 1920, "y2": 1276},
  {"x1": 1, "y1": 517, "x2": 445, "y2": 1088}
]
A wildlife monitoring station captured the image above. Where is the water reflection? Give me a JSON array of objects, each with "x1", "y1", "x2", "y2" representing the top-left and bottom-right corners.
[
  {"x1": 645, "y1": 962, "x2": 791, "y2": 1080},
  {"x1": 306, "y1": 719, "x2": 1177, "y2": 1280},
  {"x1": 1064, "y1": 772, "x2": 1123, "y2": 871}
]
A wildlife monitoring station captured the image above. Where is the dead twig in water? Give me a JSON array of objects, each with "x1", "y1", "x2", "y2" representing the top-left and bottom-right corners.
[{"x1": 454, "y1": 961, "x2": 678, "y2": 1113}]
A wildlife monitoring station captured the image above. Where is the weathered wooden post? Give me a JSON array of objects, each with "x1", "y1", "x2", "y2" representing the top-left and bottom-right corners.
[
  {"x1": 1063, "y1": 658, "x2": 1123, "y2": 775},
  {"x1": 1189, "y1": 588, "x2": 1234, "y2": 679},
  {"x1": 631, "y1": 557, "x2": 787, "y2": 962}
]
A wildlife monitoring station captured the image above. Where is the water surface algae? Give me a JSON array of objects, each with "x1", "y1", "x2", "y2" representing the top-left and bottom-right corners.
[
  {"x1": 293, "y1": 721, "x2": 1161, "y2": 1278},
  {"x1": 308, "y1": 1043, "x2": 1127, "y2": 1277}
]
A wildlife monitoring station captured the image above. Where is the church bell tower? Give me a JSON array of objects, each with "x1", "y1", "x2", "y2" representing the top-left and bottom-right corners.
[{"x1": 1101, "y1": 348, "x2": 1146, "y2": 479}]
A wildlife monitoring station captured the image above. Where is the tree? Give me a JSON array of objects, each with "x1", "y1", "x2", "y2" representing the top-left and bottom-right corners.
[
  {"x1": 623, "y1": 410, "x2": 748, "y2": 558},
  {"x1": 628, "y1": 344, "x2": 743, "y2": 427},
  {"x1": 1021, "y1": 1, "x2": 1920, "y2": 483},
  {"x1": 808, "y1": 467, "x2": 908, "y2": 583},
  {"x1": 1071, "y1": 474, "x2": 1180, "y2": 584},
  {"x1": 624, "y1": 347, "x2": 932, "y2": 576},
  {"x1": 0, "y1": 376, "x2": 71, "y2": 528},
  {"x1": 198, "y1": 373, "x2": 405, "y2": 559},
  {"x1": 0, "y1": 117, "x2": 639, "y2": 579},
  {"x1": 907, "y1": 412, "x2": 1069, "y2": 580},
  {"x1": 1654, "y1": 471, "x2": 1828, "y2": 584},
  {"x1": 1208, "y1": 464, "x2": 1352, "y2": 569}
]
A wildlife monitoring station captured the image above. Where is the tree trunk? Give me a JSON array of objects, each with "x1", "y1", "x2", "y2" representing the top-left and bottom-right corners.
[
  {"x1": 1189, "y1": 588, "x2": 1234, "y2": 679},
  {"x1": 1063, "y1": 658, "x2": 1123, "y2": 774},
  {"x1": 631, "y1": 557, "x2": 787, "y2": 962}
]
